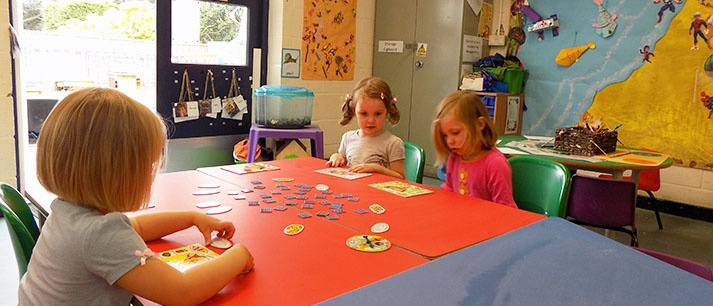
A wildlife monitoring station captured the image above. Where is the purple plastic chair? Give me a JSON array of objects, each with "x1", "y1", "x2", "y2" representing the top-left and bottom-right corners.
[
  {"x1": 633, "y1": 247, "x2": 713, "y2": 282},
  {"x1": 566, "y1": 174, "x2": 639, "y2": 246}
]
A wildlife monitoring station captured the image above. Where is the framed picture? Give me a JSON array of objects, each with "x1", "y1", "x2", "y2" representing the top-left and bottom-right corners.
[{"x1": 281, "y1": 48, "x2": 300, "y2": 78}]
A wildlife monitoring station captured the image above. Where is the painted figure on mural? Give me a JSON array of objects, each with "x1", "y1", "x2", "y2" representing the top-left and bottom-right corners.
[
  {"x1": 700, "y1": 91, "x2": 713, "y2": 119},
  {"x1": 690, "y1": 12, "x2": 713, "y2": 50},
  {"x1": 654, "y1": 0, "x2": 682, "y2": 24},
  {"x1": 640, "y1": 45, "x2": 654, "y2": 63},
  {"x1": 699, "y1": 0, "x2": 713, "y2": 9}
]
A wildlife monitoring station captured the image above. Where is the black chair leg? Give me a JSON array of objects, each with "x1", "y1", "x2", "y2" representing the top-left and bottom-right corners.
[
  {"x1": 630, "y1": 227, "x2": 639, "y2": 247},
  {"x1": 646, "y1": 191, "x2": 663, "y2": 230}
]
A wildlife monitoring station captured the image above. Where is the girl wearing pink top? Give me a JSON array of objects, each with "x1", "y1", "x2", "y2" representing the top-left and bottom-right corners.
[{"x1": 431, "y1": 91, "x2": 517, "y2": 208}]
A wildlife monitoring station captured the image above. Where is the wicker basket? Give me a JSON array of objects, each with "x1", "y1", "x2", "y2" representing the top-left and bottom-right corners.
[{"x1": 554, "y1": 126, "x2": 618, "y2": 156}]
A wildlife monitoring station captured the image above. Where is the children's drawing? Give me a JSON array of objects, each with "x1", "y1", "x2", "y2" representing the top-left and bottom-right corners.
[
  {"x1": 592, "y1": 0, "x2": 617, "y2": 38},
  {"x1": 555, "y1": 41, "x2": 596, "y2": 67},
  {"x1": 479, "y1": 2, "x2": 493, "y2": 38},
  {"x1": 301, "y1": 0, "x2": 356, "y2": 80},
  {"x1": 507, "y1": 1, "x2": 527, "y2": 56},
  {"x1": 514, "y1": 0, "x2": 559, "y2": 40}
]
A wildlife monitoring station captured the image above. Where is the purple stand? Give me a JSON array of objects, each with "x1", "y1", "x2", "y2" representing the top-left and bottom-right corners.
[{"x1": 247, "y1": 125, "x2": 324, "y2": 162}]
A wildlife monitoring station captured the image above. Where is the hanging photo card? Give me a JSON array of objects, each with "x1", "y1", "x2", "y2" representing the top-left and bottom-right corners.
[
  {"x1": 199, "y1": 97, "x2": 221, "y2": 118},
  {"x1": 174, "y1": 70, "x2": 199, "y2": 123},
  {"x1": 235, "y1": 95, "x2": 248, "y2": 117},
  {"x1": 200, "y1": 99, "x2": 214, "y2": 118},
  {"x1": 222, "y1": 95, "x2": 248, "y2": 120},
  {"x1": 222, "y1": 96, "x2": 240, "y2": 119},
  {"x1": 174, "y1": 101, "x2": 199, "y2": 123},
  {"x1": 222, "y1": 69, "x2": 247, "y2": 120},
  {"x1": 200, "y1": 70, "x2": 220, "y2": 118},
  {"x1": 210, "y1": 97, "x2": 222, "y2": 118},
  {"x1": 236, "y1": 95, "x2": 248, "y2": 111}
]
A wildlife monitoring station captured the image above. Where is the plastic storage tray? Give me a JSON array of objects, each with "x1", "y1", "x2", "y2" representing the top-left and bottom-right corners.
[{"x1": 481, "y1": 95, "x2": 496, "y2": 119}]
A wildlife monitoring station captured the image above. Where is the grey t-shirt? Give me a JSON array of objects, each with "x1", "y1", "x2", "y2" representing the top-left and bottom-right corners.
[
  {"x1": 19, "y1": 199, "x2": 147, "y2": 305},
  {"x1": 338, "y1": 129, "x2": 405, "y2": 168}
]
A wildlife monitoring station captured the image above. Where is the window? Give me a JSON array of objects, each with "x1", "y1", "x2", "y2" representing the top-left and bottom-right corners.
[
  {"x1": 19, "y1": 0, "x2": 157, "y2": 110},
  {"x1": 171, "y1": 0, "x2": 248, "y2": 66}
]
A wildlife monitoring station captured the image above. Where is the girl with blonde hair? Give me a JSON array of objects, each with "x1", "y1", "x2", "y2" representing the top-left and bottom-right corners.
[
  {"x1": 432, "y1": 91, "x2": 516, "y2": 207},
  {"x1": 326, "y1": 77, "x2": 405, "y2": 179},
  {"x1": 20, "y1": 88, "x2": 254, "y2": 305}
]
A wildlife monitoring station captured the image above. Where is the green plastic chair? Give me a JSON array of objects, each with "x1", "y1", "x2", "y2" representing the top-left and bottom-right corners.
[
  {"x1": 404, "y1": 141, "x2": 426, "y2": 184},
  {"x1": 0, "y1": 198, "x2": 36, "y2": 277},
  {"x1": 1, "y1": 183, "x2": 40, "y2": 241},
  {"x1": 508, "y1": 155, "x2": 571, "y2": 217}
]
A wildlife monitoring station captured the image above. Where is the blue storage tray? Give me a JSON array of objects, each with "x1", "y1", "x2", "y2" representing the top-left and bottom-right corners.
[{"x1": 481, "y1": 96, "x2": 495, "y2": 119}]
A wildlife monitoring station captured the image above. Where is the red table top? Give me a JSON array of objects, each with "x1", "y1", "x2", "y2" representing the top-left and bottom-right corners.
[
  {"x1": 137, "y1": 170, "x2": 427, "y2": 306},
  {"x1": 197, "y1": 157, "x2": 545, "y2": 259}
]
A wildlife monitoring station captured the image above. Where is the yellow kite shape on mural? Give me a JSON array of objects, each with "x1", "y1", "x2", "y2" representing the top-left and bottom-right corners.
[{"x1": 555, "y1": 41, "x2": 596, "y2": 67}]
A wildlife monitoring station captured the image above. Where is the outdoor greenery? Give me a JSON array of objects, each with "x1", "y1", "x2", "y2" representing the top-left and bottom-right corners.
[
  {"x1": 22, "y1": 0, "x2": 155, "y2": 40},
  {"x1": 43, "y1": 1, "x2": 116, "y2": 31},
  {"x1": 199, "y1": 2, "x2": 242, "y2": 43},
  {"x1": 22, "y1": 0, "x2": 43, "y2": 31},
  {"x1": 20, "y1": 0, "x2": 243, "y2": 42}
]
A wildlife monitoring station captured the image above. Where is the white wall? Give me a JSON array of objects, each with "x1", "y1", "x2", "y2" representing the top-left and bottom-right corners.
[
  {"x1": 658, "y1": 166, "x2": 713, "y2": 209},
  {"x1": 0, "y1": 3, "x2": 17, "y2": 188},
  {"x1": 266, "y1": 0, "x2": 374, "y2": 157}
]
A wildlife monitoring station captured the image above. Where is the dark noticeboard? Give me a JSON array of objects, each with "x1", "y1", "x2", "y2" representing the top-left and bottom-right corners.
[{"x1": 155, "y1": 0, "x2": 268, "y2": 139}]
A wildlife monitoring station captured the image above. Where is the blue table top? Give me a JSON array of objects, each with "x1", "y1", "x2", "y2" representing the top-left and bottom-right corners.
[{"x1": 319, "y1": 217, "x2": 713, "y2": 306}]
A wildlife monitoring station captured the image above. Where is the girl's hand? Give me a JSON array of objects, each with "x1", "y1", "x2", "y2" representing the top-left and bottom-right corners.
[
  {"x1": 350, "y1": 163, "x2": 380, "y2": 173},
  {"x1": 193, "y1": 212, "x2": 236, "y2": 245},
  {"x1": 350, "y1": 161, "x2": 404, "y2": 179},
  {"x1": 326, "y1": 153, "x2": 345, "y2": 167}
]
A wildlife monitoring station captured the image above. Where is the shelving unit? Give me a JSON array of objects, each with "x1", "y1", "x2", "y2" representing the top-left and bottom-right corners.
[{"x1": 476, "y1": 92, "x2": 524, "y2": 135}]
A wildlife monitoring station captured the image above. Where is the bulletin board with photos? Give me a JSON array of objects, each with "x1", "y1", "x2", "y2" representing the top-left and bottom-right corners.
[
  {"x1": 158, "y1": 67, "x2": 253, "y2": 139},
  {"x1": 154, "y1": 0, "x2": 269, "y2": 139}
]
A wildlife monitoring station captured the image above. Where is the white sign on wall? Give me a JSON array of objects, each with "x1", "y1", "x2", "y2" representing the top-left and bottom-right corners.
[
  {"x1": 378, "y1": 40, "x2": 404, "y2": 53},
  {"x1": 462, "y1": 35, "x2": 484, "y2": 63}
]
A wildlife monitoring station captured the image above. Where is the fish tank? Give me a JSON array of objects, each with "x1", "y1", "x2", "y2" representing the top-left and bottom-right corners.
[{"x1": 253, "y1": 85, "x2": 314, "y2": 129}]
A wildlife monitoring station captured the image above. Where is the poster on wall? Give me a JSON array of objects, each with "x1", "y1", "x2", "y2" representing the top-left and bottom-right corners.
[
  {"x1": 281, "y1": 48, "x2": 300, "y2": 78},
  {"x1": 478, "y1": 2, "x2": 493, "y2": 38},
  {"x1": 505, "y1": 96, "x2": 520, "y2": 134},
  {"x1": 301, "y1": 0, "x2": 356, "y2": 80}
]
